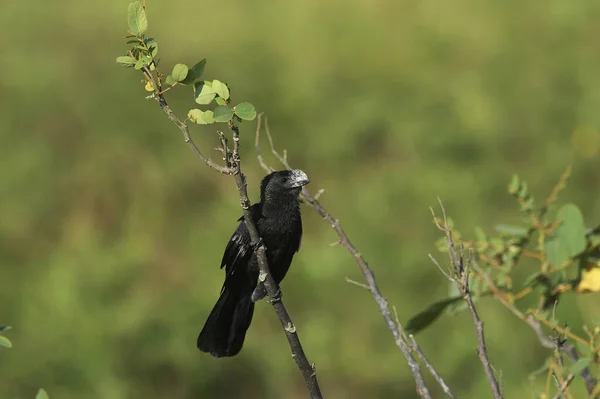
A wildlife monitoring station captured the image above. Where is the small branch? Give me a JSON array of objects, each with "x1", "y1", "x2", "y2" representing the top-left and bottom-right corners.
[
  {"x1": 394, "y1": 305, "x2": 456, "y2": 399},
  {"x1": 255, "y1": 118, "x2": 432, "y2": 398},
  {"x1": 528, "y1": 312, "x2": 589, "y2": 347},
  {"x1": 544, "y1": 165, "x2": 572, "y2": 212},
  {"x1": 345, "y1": 277, "x2": 370, "y2": 291},
  {"x1": 427, "y1": 253, "x2": 453, "y2": 281},
  {"x1": 408, "y1": 335, "x2": 456, "y2": 399},
  {"x1": 141, "y1": 65, "x2": 233, "y2": 175},
  {"x1": 254, "y1": 113, "x2": 272, "y2": 173},
  {"x1": 227, "y1": 124, "x2": 322, "y2": 399},
  {"x1": 551, "y1": 374, "x2": 575, "y2": 399},
  {"x1": 433, "y1": 200, "x2": 502, "y2": 399}
]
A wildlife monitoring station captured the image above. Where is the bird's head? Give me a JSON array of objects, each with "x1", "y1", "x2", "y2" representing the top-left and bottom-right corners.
[{"x1": 260, "y1": 169, "x2": 310, "y2": 201}]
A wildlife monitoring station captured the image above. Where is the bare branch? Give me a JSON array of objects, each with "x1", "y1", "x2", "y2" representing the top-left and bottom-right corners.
[
  {"x1": 552, "y1": 374, "x2": 575, "y2": 399},
  {"x1": 408, "y1": 335, "x2": 456, "y2": 399},
  {"x1": 389, "y1": 306, "x2": 457, "y2": 399},
  {"x1": 432, "y1": 201, "x2": 503, "y2": 399},
  {"x1": 255, "y1": 113, "x2": 274, "y2": 173},
  {"x1": 427, "y1": 253, "x2": 453, "y2": 281},
  {"x1": 255, "y1": 120, "x2": 433, "y2": 399},
  {"x1": 344, "y1": 277, "x2": 371, "y2": 291}
]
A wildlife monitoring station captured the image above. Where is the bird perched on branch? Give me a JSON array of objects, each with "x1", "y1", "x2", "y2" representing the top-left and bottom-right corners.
[{"x1": 198, "y1": 169, "x2": 310, "y2": 357}]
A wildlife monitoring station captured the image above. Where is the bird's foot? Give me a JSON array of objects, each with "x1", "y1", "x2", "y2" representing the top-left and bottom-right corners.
[{"x1": 251, "y1": 237, "x2": 265, "y2": 252}]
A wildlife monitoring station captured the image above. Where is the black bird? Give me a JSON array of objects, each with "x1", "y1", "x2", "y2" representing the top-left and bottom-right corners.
[{"x1": 197, "y1": 169, "x2": 310, "y2": 357}]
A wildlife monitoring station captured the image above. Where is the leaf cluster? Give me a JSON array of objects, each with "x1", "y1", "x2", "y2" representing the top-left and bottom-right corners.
[
  {"x1": 406, "y1": 167, "x2": 600, "y2": 395},
  {"x1": 116, "y1": 2, "x2": 257, "y2": 127}
]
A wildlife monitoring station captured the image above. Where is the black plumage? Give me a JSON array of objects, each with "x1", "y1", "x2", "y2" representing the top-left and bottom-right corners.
[{"x1": 197, "y1": 169, "x2": 310, "y2": 357}]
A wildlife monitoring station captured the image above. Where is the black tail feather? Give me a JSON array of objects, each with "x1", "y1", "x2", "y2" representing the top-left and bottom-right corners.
[{"x1": 197, "y1": 286, "x2": 255, "y2": 357}]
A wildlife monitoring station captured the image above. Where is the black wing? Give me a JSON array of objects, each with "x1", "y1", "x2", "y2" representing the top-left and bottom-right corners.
[{"x1": 220, "y1": 203, "x2": 263, "y2": 279}]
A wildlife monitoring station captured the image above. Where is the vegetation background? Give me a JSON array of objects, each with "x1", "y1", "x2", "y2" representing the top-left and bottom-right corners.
[{"x1": 1, "y1": 0, "x2": 599, "y2": 398}]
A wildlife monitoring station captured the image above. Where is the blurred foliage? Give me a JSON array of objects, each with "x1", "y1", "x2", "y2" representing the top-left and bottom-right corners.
[
  {"x1": 1, "y1": 327, "x2": 49, "y2": 398},
  {"x1": 0, "y1": 326, "x2": 13, "y2": 349},
  {"x1": 408, "y1": 171, "x2": 600, "y2": 396},
  {"x1": 1, "y1": 0, "x2": 600, "y2": 398}
]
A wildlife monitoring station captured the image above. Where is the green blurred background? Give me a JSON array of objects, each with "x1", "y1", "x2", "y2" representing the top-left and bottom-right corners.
[{"x1": 1, "y1": 0, "x2": 599, "y2": 398}]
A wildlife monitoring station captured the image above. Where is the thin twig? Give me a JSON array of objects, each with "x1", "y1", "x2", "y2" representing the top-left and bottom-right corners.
[
  {"x1": 427, "y1": 253, "x2": 453, "y2": 281},
  {"x1": 392, "y1": 304, "x2": 455, "y2": 399},
  {"x1": 345, "y1": 277, "x2": 371, "y2": 291},
  {"x1": 392, "y1": 307, "x2": 456, "y2": 398},
  {"x1": 433, "y1": 200, "x2": 502, "y2": 399},
  {"x1": 141, "y1": 65, "x2": 233, "y2": 175},
  {"x1": 255, "y1": 115, "x2": 432, "y2": 399},
  {"x1": 407, "y1": 334, "x2": 456, "y2": 399},
  {"x1": 551, "y1": 374, "x2": 575, "y2": 399}
]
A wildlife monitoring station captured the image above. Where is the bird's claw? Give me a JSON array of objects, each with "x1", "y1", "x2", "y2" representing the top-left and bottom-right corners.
[{"x1": 252, "y1": 237, "x2": 264, "y2": 252}]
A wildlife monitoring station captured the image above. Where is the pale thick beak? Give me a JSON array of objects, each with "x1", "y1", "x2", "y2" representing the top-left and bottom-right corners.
[{"x1": 289, "y1": 169, "x2": 310, "y2": 188}]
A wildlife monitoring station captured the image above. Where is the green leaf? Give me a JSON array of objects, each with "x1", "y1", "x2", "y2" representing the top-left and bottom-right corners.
[
  {"x1": 215, "y1": 97, "x2": 227, "y2": 106},
  {"x1": 0, "y1": 335, "x2": 12, "y2": 348},
  {"x1": 546, "y1": 237, "x2": 569, "y2": 267},
  {"x1": 171, "y1": 64, "x2": 189, "y2": 82},
  {"x1": 165, "y1": 75, "x2": 177, "y2": 87},
  {"x1": 546, "y1": 204, "x2": 587, "y2": 267},
  {"x1": 508, "y1": 174, "x2": 520, "y2": 194},
  {"x1": 556, "y1": 204, "x2": 587, "y2": 256},
  {"x1": 233, "y1": 102, "x2": 257, "y2": 121},
  {"x1": 181, "y1": 59, "x2": 206, "y2": 85},
  {"x1": 194, "y1": 81, "x2": 216, "y2": 105},
  {"x1": 187, "y1": 109, "x2": 214, "y2": 124},
  {"x1": 213, "y1": 106, "x2": 234, "y2": 122},
  {"x1": 35, "y1": 388, "x2": 49, "y2": 399},
  {"x1": 127, "y1": 2, "x2": 148, "y2": 36},
  {"x1": 148, "y1": 42, "x2": 158, "y2": 57},
  {"x1": 116, "y1": 55, "x2": 137, "y2": 67},
  {"x1": 134, "y1": 55, "x2": 151, "y2": 70},
  {"x1": 212, "y1": 80, "x2": 230, "y2": 100},
  {"x1": 405, "y1": 296, "x2": 463, "y2": 334},
  {"x1": 567, "y1": 357, "x2": 591, "y2": 375},
  {"x1": 518, "y1": 181, "x2": 528, "y2": 198},
  {"x1": 523, "y1": 272, "x2": 545, "y2": 288}
]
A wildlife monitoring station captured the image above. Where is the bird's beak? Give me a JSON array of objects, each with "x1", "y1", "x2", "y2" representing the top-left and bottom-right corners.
[{"x1": 289, "y1": 169, "x2": 310, "y2": 188}]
